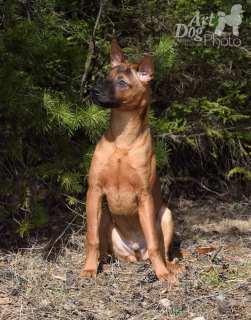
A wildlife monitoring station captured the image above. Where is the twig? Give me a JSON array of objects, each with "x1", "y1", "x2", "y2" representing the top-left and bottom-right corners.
[
  {"x1": 188, "y1": 282, "x2": 242, "y2": 303},
  {"x1": 175, "y1": 176, "x2": 221, "y2": 195},
  {"x1": 78, "y1": 0, "x2": 105, "y2": 107},
  {"x1": 62, "y1": 200, "x2": 83, "y2": 218},
  {"x1": 157, "y1": 126, "x2": 251, "y2": 139},
  {"x1": 155, "y1": 45, "x2": 175, "y2": 63},
  {"x1": 211, "y1": 245, "x2": 223, "y2": 261},
  {"x1": 20, "y1": 161, "x2": 86, "y2": 214},
  {"x1": 46, "y1": 215, "x2": 78, "y2": 260},
  {"x1": 82, "y1": 94, "x2": 91, "y2": 105}
]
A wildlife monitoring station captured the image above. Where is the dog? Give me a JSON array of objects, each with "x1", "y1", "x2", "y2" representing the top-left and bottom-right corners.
[
  {"x1": 81, "y1": 40, "x2": 186, "y2": 284},
  {"x1": 215, "y1": 4, "x2": 244, "y2": 36}
]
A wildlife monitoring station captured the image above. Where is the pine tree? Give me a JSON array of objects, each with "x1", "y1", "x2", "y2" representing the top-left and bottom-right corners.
[{"x1": 0, "y1": 0, "x2": 110, "y2": 236}]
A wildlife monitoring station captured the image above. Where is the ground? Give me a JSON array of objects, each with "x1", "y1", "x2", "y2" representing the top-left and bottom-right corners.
[{"x1": 0, "y1": 197, "x2": 250, "y2": 319}]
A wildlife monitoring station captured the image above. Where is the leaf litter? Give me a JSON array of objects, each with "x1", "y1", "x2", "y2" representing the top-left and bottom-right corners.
[{"x1": 0, "y1": 198, "x2": 250, "y2": 319}]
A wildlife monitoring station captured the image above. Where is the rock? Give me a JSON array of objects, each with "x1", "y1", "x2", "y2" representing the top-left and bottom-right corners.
[{"x1": 159, "y1": 298, "x2": 171, "y2": 308}]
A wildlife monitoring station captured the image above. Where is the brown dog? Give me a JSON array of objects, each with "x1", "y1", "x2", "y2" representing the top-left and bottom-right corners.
[{"x1": 81, "y1": 40, "x2": 186, "y2": 283}]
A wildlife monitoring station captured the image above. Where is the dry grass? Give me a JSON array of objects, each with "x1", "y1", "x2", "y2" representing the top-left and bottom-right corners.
[{"x1": 0, "y1": 198, "x2": 250, "y2": 319}]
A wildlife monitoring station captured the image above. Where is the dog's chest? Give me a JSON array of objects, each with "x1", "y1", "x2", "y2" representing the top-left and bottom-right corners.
[
  {"x1": 101, "y1": 148, "x2": 149, "y2": 214},
  {"x1": 102, "y1": 149, "x2": 142, "y2": 189}
]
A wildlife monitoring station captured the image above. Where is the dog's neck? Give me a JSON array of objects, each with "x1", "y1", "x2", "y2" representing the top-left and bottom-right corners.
[{"x1": 106, "y1": 94, "x2": 151, "y2": 148}]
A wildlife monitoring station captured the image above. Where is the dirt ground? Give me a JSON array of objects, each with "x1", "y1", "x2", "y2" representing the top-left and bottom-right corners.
[{"x1": 0, "y1": 197, "x2": 250, "y2": 320}]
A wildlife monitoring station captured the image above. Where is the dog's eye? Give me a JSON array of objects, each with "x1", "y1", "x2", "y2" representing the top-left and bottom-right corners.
[{"x1": 118, "y1": 80, "x2": 127, "y2": 87}]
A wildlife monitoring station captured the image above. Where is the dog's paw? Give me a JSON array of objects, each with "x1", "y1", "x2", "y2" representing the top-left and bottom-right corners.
[
  {"x1": 81, "y1": 269, "x2": 97, "y2": 278},
  {"x1": 168, "y1": 264, "x2": 186, "y2": 275},
  {"x1": 166, "y1": 261, "x2": 186, "y2": 275},
  {"x1": 127, "y1": 254, "x2": 137, "y2": 263},
  {"x1": 157, "y1": 272, "x2": 179, "y2": 284}
]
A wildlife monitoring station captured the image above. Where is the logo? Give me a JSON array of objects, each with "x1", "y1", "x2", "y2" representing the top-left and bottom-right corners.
[
  {"x1": 215, "y1": 4, "x2": 244, "y2": 36},
  {"x1": 175, "y1": 4, "x2": 244, "y2": 47}
]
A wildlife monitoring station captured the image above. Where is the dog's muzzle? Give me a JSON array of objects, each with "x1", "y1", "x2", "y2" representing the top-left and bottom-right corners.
[
  {"x1": 90, "y1": 83, "x2": 116, "y2": 108},
  {"x1": 91, "y1": 85, "x2": 102, "y2": 96}
]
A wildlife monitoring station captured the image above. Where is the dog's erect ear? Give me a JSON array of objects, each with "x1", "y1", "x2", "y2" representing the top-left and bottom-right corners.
[
  {"x1": 137, "y1": 55, "x2": 154, "y2": 83},
  {"x1": 110, "y1": 40, "x2": 127, "y2": 68}
]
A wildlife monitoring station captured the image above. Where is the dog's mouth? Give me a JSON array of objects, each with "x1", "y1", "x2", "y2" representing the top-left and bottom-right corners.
[
  {"x1": 90, "y1": 95, "x2": 117, "y2": 109},
  {"x1": 90, "y1": 96, "x2": 102, "y2": 106}
]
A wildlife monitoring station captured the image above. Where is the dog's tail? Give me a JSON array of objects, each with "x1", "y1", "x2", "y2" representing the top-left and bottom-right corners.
[{"x1": 175, "y1": 247, "x2": 215, "y2": 258}]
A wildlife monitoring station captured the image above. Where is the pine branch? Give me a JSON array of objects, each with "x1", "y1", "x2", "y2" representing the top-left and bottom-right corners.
[{"x1": 31, "y1": 0, "x2": 89, "y2": 45}]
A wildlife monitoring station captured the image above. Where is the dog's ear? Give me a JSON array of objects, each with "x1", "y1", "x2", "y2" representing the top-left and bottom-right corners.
[
  {"x1": 137, "y1": 55, "x2": 154, "y2": 83},
  {"x1": 110, "y1": 40, "x2": 127, "y2": 68}
]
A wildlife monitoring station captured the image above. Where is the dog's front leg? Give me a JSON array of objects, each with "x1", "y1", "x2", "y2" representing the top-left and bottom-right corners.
[
  {"x1": 81, "y1": 187, "x2": 103, "y2": 278},
  {"x1": 138, "y1": 195, "x2": 178, "y2": 284}
]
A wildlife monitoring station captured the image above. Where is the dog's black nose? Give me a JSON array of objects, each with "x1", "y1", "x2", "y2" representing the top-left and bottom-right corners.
[{"x1": 91, "y1": 85, "x2": 102, "y2": 96}]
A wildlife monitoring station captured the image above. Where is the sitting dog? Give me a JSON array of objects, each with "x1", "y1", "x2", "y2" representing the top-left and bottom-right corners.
[{"x1": 81, "y1": 40, "x2": 186, "y2": 283}]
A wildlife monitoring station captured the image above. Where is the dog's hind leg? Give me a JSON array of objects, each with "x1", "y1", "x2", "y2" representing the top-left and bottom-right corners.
[{"x1": 98, "y1": 207, "x2": 114, "y2": 260}]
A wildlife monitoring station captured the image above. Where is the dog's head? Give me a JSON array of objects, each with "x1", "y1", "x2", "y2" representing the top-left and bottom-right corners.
[{"x1": 90, "y1": 40, "x2": 154, "y2": 110}]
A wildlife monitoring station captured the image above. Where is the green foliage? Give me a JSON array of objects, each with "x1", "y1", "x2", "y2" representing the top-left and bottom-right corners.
[
  {"x1": 78, "y1": 104, "x2": 110, "y2": 143},
  {"x1": 228, "y1": 168, "x2": 251, "y2": 181},
  {"x1": 155, "y1": 140, "x2": 172, "y2": 170},
  {"x1": 148, "y1": 0, "x2": 250, "y2": 190},
  {"x1": 0, "y1": 0, "x2": 110, "y2": 236},
  {"x1": 17, "y1": 220, "x2": 33, "y2": 238},
  {"x1": 153, "y1": 36, "x2": 178, "y2": 75}
]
